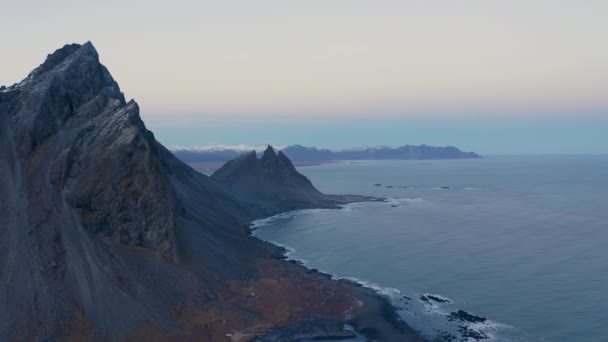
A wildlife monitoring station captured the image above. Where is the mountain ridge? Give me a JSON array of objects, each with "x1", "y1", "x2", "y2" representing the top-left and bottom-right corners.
[
  {"x1": 0, "y1": 42, "x2": 422, "y2": 341},
  {"x1": 172, "y1": 143, "x2": 481, "y2": 163},
  {"x1": 211, "y1": 146, "x2": 343, "y2": 212}
]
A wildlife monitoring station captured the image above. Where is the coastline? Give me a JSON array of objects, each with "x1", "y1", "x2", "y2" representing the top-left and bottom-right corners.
[
  {"x1": 248, "y1": 206, "x2": 424, "y2": 342},
  {"x1": 248, "y1": 203, "x2": 501, "y2": 342}
]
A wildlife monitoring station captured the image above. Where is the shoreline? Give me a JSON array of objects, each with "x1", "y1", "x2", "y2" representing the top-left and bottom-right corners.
[
  {"x1": 248, "y1": 206, "x2": 424, "y2": 342},
  {"x1": 249, "y1": 204, "x2": 499, "y2": 342}
]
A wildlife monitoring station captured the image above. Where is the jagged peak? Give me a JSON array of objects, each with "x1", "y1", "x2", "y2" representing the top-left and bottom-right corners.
[
  {"x1": 27, "y1": 42, "x2": 99, "y2": 80},
  {"x1": 44, "y1": 43, "x2": 82, "y2": 63},
  {"x1": 1, "y1": 43, "x2": 93, "y2": 90},
  {"x1": 5, "y1": 42, "x2": 128, "y2": 153},
  {"x1": 261, "y1": 145, "x2": 277, "y2": 161}
]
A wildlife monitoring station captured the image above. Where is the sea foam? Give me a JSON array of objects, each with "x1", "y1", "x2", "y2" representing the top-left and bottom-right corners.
[{"x1": 251, "y1": 206, "x2": 516, "y2": 341}]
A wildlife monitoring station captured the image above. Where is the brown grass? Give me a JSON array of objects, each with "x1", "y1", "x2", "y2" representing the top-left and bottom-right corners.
[{"x1": 123, "y1": 258, "x2": 361, "y2": 341}]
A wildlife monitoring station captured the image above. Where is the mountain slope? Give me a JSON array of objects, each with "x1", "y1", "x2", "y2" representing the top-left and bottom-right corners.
[
  {"x1": 278, "y1": 144, "x2": 335, "y2": 161},
  {"x1": 0, "y1": 43, "x2": 421, "y2": 341},
  {"x1": 1, "y1": 42, "x2": 185, "y2": 338},
  {"x1": 211, "y1": 146, "x2": 343, "y2": 212},
  {"x1": 0, "y1": 42, "x2": 270, "y2": 339}
]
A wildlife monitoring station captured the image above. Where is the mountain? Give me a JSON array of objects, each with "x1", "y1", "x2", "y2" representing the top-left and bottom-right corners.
[
  {"x1": 279, "y1": 144, "x2": 336, "y2": 161},
  {"x1": 0, "y1": 41, "x2": 259, "y2": 339},
  {"x1": 212, "y1": 146, "x2": 346, "y2": 212},
  {"x1": 0, "y1": 43, "x2": 421, "y2": 341},
  {"x1": 330, "y1": 145, "x2": 480, "y2": 160},
  {"x1": 172, "y1": 144, "x2": 481, "y2": 163}
]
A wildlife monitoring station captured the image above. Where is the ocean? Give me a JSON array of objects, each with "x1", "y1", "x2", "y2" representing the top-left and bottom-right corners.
[{"x1": 252, "y1": 156, "x2": 608, "y2": 341}]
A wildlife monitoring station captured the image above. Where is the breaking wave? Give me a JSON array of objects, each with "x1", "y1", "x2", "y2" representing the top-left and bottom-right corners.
[{"x1": 250, "y1": 206, "x2": 528, "y2": 341}]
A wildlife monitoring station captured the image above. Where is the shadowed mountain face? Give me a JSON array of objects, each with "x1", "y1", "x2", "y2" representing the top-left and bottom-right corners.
[
  {"x1": 0, "y1": 43, "x2": 297, "y2": 338},
  {"x1": 211, "y1": 146, "x2": 340, "y2": 212},
  {"x1": 0, "y1": 42, "x2": 238, "y2": 339},
  {"x1": 0, "y1": 43, "x2": 420, "y2": 341}
]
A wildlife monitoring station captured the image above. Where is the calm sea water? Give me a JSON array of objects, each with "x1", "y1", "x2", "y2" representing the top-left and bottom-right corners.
[{"x1": 252, "y1": 156, "x2": 608, "y2": 342}]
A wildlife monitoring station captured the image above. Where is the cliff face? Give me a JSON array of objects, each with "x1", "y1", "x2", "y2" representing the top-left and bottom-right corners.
[
  {"x1": 0, "y1": 43, "x2": 420, "y2": 341},
  {"x1": 0, "y1": 42, "x2": 275, "y2": 339},
  {"x1": 278, "y1": 144, "x2": 335, "y2": 161},
  {"x1": 1, "y1": 42, "x2": 175, "y2": 253}
]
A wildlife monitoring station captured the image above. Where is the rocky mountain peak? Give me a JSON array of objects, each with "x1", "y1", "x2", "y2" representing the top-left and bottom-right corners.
[
  {"x1": 212, "y1": 144, "x2": 327, "y2": 211},
  {"x1": 1, "y1": 42, "x2": 174, "y2": 255},
  {"x1": 5, "y1": 42, "x2": 126, "y2": 156},
  {"x1": 261, "y1": 145, "x2": 280, "y2": 172},
  {"x1": 0, "y1": 42, "x2": 392, "y2": 340},
  {"x1": 28, "y1": 42, "x2": 97, "y2": 79},
  {"x1": 261, "y1": 145, "x2": 277, "y2": 160}
]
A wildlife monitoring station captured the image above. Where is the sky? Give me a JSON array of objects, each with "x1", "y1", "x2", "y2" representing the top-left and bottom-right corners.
[{"x1": 1, "y1": 0, "x2": 607, "y2": 154}]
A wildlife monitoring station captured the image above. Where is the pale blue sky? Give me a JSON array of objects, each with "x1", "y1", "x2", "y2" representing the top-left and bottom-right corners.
[{"x1": 1, "y1": 1, "x2": 607, "y2": 154}]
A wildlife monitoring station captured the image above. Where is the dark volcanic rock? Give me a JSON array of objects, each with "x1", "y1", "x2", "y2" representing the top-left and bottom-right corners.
[
  {"x1": 211, "y1": 146, "x2": 350, "y2": 213},
  {"x1": 427, "y1": 295, "x2": 450, "y2": 303},
  {"x1": 0, "y1": 42, "x2": 419, "y2": 341},
  {"x1": 0, "y1": 42, "x2": 276, "y2": 339},
  {"x1": 213, "y1": 146, "x2": 315, "y2": 190},
  {"x1": 61, "y1": 101, "x2": 177, "y2": 252},
  {"x1": 3, "y1": 42, "x2": 175, "y2": 254},
  {"x1": 449, "y1": 310, "x2": 487, "y2": 323},
  {"x1": 1, "y1": 42, "x2": 184, "y2": 339}
]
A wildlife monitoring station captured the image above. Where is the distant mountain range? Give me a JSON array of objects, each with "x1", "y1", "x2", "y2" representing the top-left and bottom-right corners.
[{"x1": 172, "y1": 144, "x2": 481, "y2": 163}]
